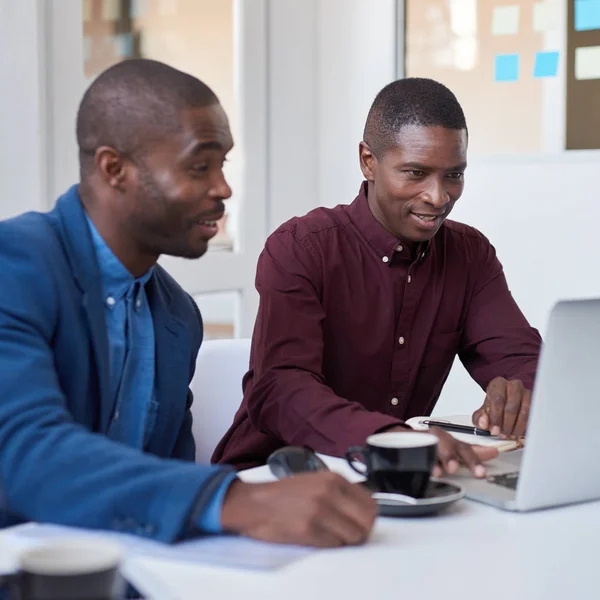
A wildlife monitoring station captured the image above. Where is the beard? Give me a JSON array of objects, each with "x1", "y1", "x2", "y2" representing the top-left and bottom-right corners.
[{"x1": 127, "y1": 162, "x2": 209, "y2": 260}]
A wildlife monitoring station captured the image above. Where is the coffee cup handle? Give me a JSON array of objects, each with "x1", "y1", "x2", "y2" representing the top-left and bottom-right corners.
[
  {"x1": 345, "y1": 446, "x2": 369, "y2": 475},
  {"x1": 0, "y1": 572, "x2": 22, "y2": 600}
]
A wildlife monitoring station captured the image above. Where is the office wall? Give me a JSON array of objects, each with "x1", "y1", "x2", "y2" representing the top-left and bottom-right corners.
[
  {"x1": 267, "y1": 0, "x2": 600, "y2": 415},
  {"x1": 0, "y1": 0, "x2": 47, "y2": 219},
  {"x1": 267, "y1": 0, "x2": 398, "y2": 231}
]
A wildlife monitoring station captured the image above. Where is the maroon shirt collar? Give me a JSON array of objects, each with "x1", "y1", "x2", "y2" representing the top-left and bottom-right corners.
[{"x1": 347, "y1": 181, "x2": 430, "y2": 264}]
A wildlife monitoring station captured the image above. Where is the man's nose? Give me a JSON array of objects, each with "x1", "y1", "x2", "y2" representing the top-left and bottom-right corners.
[{"x1": 422, "y1": 177, "x2": 450, "y2": 209}]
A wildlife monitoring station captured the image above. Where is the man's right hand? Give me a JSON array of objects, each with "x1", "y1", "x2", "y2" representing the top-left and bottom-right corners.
[{"x1": 220, "y1": 472, "x2": 377, "y2": 548}]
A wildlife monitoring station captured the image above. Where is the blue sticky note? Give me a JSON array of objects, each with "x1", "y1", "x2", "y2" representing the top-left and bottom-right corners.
[
  {"x1": 494, "y1": 54, "x2": 519, "y2": 82},
  {"x1": 575, "y1": 0, "x2": 600, "y2": 31},
  {"x1": 533, "y1": 51, "x2": 559, "y2": 78},
  {"x1": 113, "y1": 33, "x2": 133, "y2": 58}
]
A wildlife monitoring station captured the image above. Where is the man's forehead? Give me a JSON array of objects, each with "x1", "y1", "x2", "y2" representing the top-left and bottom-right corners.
[
  {"x1": 389, "y1": 125, "x2": 467, "y2": 162},
  {"x1": 179, "y1": 104, "x2": 233, "y2": 147}
]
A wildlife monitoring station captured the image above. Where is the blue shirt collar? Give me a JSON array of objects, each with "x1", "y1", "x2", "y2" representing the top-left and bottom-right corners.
[{"x1": 85, "y1": 214, "x2": 155, "y2": 301}]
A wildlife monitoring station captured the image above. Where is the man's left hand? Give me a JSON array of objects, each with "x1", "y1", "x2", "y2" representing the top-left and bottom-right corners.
[{"x1": 472, "y1": 377, "x2": 531, "y2": 440}]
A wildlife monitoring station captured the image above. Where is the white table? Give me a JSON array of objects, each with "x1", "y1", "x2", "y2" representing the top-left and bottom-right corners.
[{"x1": 2, "y1": 456, "x2": 600, "y2": 600}]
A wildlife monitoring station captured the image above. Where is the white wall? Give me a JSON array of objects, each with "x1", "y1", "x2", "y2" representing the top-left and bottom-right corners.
[
  {"x1": 267, "y1": 0, "x2": 397, "y2": 230},
  {"x1": 0, "y1": 0, "x2": 48, "y2": 218},
  {"x1": 435, "y1": 154, "x2": 600, "y2": 415}
]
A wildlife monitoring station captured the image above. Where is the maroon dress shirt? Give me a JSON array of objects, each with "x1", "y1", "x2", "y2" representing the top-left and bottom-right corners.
[{"x1": 213, "y1": 183, "x2": 541, "y2": 469}]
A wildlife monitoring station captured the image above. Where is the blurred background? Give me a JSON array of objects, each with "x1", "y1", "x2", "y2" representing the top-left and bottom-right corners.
[{"x1": 2, "y1": 0, "x2": 600, "y2": 414}]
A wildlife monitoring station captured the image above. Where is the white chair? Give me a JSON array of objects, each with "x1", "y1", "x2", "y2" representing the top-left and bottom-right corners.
[{"x1": 190, "y1": 338, "x2": 251, "y2": 464}]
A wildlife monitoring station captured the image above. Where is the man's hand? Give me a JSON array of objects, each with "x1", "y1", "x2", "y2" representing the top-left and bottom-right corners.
[
  {"x1": 387, "y1": 426, "x2": 498, "y2": 478},
  {"x1": 472, "y1": 377, "x2": 531, "y2": 440},
  {"x1": 220, "y1": 472, "x2": 377, "y2": 548}
]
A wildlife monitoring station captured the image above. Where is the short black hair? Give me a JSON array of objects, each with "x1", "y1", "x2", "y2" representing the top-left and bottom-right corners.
[
  {"x1": 76, "y1": 58, "x2": 219, "y2": 177},
  {"x1": 363, "y1": 77, "x2": 467, "y2": 158}
]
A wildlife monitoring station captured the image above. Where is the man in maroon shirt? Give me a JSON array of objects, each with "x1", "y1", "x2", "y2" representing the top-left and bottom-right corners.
[{"x1": 213, "y1": 78, "x2": 542, "y2": 476}]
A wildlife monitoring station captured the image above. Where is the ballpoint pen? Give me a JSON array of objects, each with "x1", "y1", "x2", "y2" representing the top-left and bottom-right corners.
[{"x1": 420, "y1": 419, "x2": 492, "y2": 436}]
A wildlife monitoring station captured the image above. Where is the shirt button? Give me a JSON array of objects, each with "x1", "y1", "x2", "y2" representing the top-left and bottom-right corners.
[
  {"x1": 106, "y1": 296, "x2": 116, "y2": 307},
  {"x1": 421, "y1": 252, "x2": 426, "y2": 258},
  {"x1": 396, "y1": 245, "x2": 403, "y2": 252},
  {"x1": 135, "y1": 299, "x2": 142, "y2": 309},
  {"x1": 398, "y1": 336, "x2": 405, "y2": 345},
  {"x1": 407, "y1": 275, "x2": 412, "y2": 284},
  {"x1": 391, "y1": 397, "x2": 399, "y2": 406},
  {"x1": 114, "y1": 409, "x2": 120, "y2": 420},
  {"x1": 382, "y1": 256, "x2": 389, "y2": 263}
]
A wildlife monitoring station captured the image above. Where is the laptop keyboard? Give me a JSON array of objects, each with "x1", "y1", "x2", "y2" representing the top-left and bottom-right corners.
[{"x1": 488, "y1": 472, "x2": 519, "y2": 490}]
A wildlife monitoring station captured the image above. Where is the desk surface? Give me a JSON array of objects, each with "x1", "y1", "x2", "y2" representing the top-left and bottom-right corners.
[{"x1": 3, "y1": 456, "x2": 600, "y2": 600}]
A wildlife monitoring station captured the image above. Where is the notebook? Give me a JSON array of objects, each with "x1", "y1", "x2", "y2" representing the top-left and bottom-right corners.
[{"x1": 406, "y1": 414, "x2": 523, "y2": 452}]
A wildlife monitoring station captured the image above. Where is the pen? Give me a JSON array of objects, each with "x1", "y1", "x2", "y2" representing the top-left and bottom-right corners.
[{"x1": 420, "y1": 419, "x2": 492, "y2": 437}]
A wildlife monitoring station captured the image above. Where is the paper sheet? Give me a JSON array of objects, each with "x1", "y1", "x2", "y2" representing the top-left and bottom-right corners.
[
  {"x1": 1, "y1": 523, "x2": 313, "y2": 573},
  {"x1": 131, "y1": 0, "x2": 148, "y2": 19},
  {"x1": 575, "y1": 45, "x2": 600, "y2": 80},
  {"x1": 533, "y1": 0, "x2": 560, "y2": 32},
  {"x1": 491, "y1": 5, "x2": 520, "y2": 36}
]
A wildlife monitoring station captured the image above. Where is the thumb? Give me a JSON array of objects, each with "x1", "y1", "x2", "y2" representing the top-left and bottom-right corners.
[{"x1": 473, "y1": 408, "x2": 489, "y2": 430}]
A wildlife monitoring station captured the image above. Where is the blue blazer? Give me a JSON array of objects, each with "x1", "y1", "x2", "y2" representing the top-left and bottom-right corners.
[{"x1": 0, "y1": 186, "x2": 231, "y2": 542}]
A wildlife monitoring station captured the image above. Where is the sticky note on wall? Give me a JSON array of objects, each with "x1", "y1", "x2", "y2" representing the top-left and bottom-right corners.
[
  {"x1": 113, "y1": 33, "x2": 133, "y2": 58},
  {"x1": 575, "y1": 0, "x2": 600, "y2": 31},
  {"x1": 533, "y1": 0, "x2": 560, "y2": 32},
  {"x1": 534, "y1": 51, "x2": 559, "y2": 77},
  {"x1": 575, "y1": 46, "x2": 600, "y2": 79},
  {"x1": 492, "y1": 5, "x2": 520, "y2": 35},
  {"x1": 495, "y1": 54, "x2": 520, "y2": 82},
  {"x1": 131, "y1": 0, "x2": 148, "y2": 19}
]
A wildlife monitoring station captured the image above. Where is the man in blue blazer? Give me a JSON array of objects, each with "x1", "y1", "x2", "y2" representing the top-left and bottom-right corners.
[{"x1": 0, "y1": 59, "x2": 376, "y2": 548}]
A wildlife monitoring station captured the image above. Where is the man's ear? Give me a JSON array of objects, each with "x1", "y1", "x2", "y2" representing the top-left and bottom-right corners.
[
  {"x1": 94, "y1": 146, "x2": 129, "y2": 190},
  {"x1": 359, "y1": 141, "x2": 376, "y2": 182}
]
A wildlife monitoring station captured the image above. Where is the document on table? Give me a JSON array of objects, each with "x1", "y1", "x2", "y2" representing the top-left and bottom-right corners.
[{"x1": 1, "y1": 522, "x2": 313, "y2": 572}]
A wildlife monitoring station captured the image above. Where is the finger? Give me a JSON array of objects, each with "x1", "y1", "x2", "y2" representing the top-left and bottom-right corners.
[
  {"x1": 307, "y1": 520, "x2": 346, "y2": 548},
  {"x1": 473, "y1": 407, "x2": 489, "y2": 430},
  {"x1": 334, "y1": 480, "x2": 378, "y2": 535},
  {"x1": 486, "y1": 378, "x2": 507, "y2": 436},
  {"x1": 501, "y1": 380, "x2": 523, "y2": 438},
  {"x1": 455, "y1": 441, "x2": 486, "y2": 478},
  {"x1": 338, "y1": 475, "x2": 377, "y2": 522},
  {"x1": 313, "y1": 503, "x2": 372, "y2": 546},
  {"x1": 313, "y1": 474, "x2": 376, "y2": 535},
  {"x1": 433, "y1": 464, "x2": 443, "y2": 477},
  {"x1": 431, "y1": 428, "x2": 460, "y2": 474},
  {"x1": 512, "y1": 388, "x2": 532, "y2": 438}
]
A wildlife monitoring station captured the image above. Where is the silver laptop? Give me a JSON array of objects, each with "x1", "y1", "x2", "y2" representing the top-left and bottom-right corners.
[{"x1": 448, "y1": 298, "x2": 600, "y2": 511}]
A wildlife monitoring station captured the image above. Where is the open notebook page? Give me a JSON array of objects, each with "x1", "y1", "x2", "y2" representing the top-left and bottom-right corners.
[{"x1": 405, "y1": 414, "x2": 520, "y2": 452}]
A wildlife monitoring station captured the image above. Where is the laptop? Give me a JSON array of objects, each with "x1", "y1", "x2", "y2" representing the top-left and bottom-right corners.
[{"x1": 448, "y1": 298, "x2": 600, "y2": 511}]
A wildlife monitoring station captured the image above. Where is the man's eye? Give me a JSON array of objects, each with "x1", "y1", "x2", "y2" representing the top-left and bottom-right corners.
[
  {"x1": 446, "y1": 172, "x2": 464, "y2": 180},
  {"x1": 191, "y1": 164, "x2": 209, "y2": 174},
  {"x1": 407, "y1": 170, "x2": 425, "y2": 177}
]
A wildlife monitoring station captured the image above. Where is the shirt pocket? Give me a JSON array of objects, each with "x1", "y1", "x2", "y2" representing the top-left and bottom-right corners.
[{"x1": 421, "y1": 331, "x2": 462, "y2": 368}]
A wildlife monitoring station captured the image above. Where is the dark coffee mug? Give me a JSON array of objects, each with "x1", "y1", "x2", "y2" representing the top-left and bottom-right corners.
[
  {"x1": 346, "y1": 431, "x2": 438, "y2": 498},
  {"x1": 0, "y1": 538, "x2": 125, "y2": 600}
]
